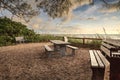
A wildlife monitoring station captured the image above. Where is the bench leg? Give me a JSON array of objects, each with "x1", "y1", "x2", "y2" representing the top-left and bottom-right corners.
[
  {"x1": 48, "y1": 52, "x2": 52, "y2": 58},
  {"x1": 60, "y1": 46, "x2": 66, "y2": 56},
  {"x1": 104, "y1": 65, "x2": 110, "y2": 80},
  {"x1": 110, "y1": 58, "x2": 120, "y2": 80},
  {"x1": 45, "y1": 49, "x2": 52, "y2": 58},
  {"x1": 72, "y1": 49, "x2": 75, "y2": 56},
  {"x1": 54, "y1": 44, "x2": 60, "y2": 51},
  {"x1": 92, "y1": 68, "x2": 104, "y2": 80}
]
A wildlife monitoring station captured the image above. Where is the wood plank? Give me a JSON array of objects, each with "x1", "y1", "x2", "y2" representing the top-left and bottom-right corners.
[
  {"x1": 44, "y1": 45, "x2": 53, "y2": 51},
  {"x1": 101, "y1": 46, "x2": 111, "y2": 57},
  {"x1": 89, "y1": 50, "x2": 98, "y2": 68},
  {"x1": 97, "y1": 50, "x2": 110, "y2": 80},
  {"x1": 93, "y1": 50, "x2": 104, "y2": 68},
  {"x1": 97, "y1": 50, "x2": 110, "y2": 66},
  {"x1": 112, "y1": 52, "x2": 120, "y2": 55},
  {"x1": 66, "y1": 45, "x2": 78, "y2": 49},
  {"x1": 112, "y1": 52, "x2": 120, "y2": 57},
  {"x1": 15, "y1": 37, "x2": 24, "y2": 41},
  {"x1": 103, "y1": 40, "x2": 120, "y2": 48},
  {"x1": 50, "y1": 40, "x2": 70, "y2": 45},
  {"x1": 102, "y1": 42, "x2": 115, "y2": 49}
]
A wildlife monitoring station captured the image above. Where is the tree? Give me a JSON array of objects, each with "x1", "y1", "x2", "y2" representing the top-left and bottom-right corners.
[
  {"x1": 0, "y1": 0, "x2": 120, "y2": 21},
  {"x1": 0, "y1": 0, "x2": 39, "y2": 22},
  {"x1": 0, "y1": 17, "x2": 38, "y2": 46}
]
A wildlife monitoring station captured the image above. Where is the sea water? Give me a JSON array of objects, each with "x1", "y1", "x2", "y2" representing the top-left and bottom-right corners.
[{"x1": 54, "y1": 34, "x2": 120, "y2": 39}]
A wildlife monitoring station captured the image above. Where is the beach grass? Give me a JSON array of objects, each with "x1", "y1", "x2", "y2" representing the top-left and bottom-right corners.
[{"x1": 68, "y1": 38, "x2": 102, "y2": 49}]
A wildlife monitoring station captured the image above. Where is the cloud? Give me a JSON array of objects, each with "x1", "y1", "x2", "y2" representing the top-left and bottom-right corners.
[
  {"x1": 37, "y1": 22, "x2": 83, "y2": 34},
  {"x1": 84, "y1": 5, "x2": 100, "y2": 14},
  {"x1": 103, "y1": 16, "x2": 118, "y2": 21},
  {"x1": 61, "y1": 12, "x2": 74, "y2": 23},
  {"x1": 100, "y1": 7, "x2": 118, "y2": 13},
  {"x1": 103, "y1": 17, "x2": 109, "y2": 21},
  {"x1": 13, "y1": 16, "x2": 43, "y2": 30},
  {"x1": 111, "y1": 16, "x2": 118, "y2": 20},
  {"x1": 32, "y1": 24, "x2": 39, "y2": 29},
  {"x1": 99, "y1": 4, "x2": 119, "y2": 13},
  {"x1": 87, "y1": 17, "x2": 98, "y2": 20},
  {"x1": 61, "y1": 0, "x2": 92, "y2": 23},
  {"x1": 72, "y1": 4, "x2": 100, "y2": 21},
  {"x1": 78, "y1": 16, "x2": 98, "y2": 20},
  {"x1": 79, "y1": 26, "x2": 120, "y2": 34},
  {"x1": 37, "y1": 22, "x2": 118, "y2": 34}
]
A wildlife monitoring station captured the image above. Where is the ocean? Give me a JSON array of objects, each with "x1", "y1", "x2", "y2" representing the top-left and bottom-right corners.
[{"x1": 53, "y1": 34, "x2": 120, "y2": 39}]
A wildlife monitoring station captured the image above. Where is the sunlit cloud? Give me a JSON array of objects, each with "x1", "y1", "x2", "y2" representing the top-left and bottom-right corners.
[
  {"x1": 100, "y1": 5, "x2": 119, "y2": 13},
  {"x1": 78, "y1": 17, "x2": 98, "y2": 21},
  {"x1": 111, "y1": 16, "x2": 118, "y2": 20},
  {"x1": 61, "y1": 0, "x2": 92, "y2": 23},
  {"x1": 1, "y1": 0, "x2": 120, "y2": 34},
  {"x1": 72, "y1": 5, "x2": 100, "y2": 21},
  {"x1": 36, "y1": 21, "x2": 120, "y2": 34}
]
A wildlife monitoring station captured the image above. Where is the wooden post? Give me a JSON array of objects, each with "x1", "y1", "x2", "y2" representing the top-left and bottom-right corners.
[
  {"x1": 92, "y1": 68, "x2": 104, "y2": 80},
  {"x1": 110, "y1": 58, "x2": 120, "y2": 80},
  {"x1": 104, "y1": 64, "x2": 110, "y2": 80},
  {"x1": 83, "y1": 38, "x2": 85, "y2": 45},
  {"x1": 72, "y1": 49, "x2": 75, "y2": 55}
]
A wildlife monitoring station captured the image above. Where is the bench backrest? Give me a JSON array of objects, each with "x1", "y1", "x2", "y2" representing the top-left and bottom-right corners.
[
  {"x1": 63, "y1": 36, "x2": 68, "y2": 42},
  {"x1": 15, "y1": 36, "x2": 24, "y2": 42},
  {"x1": 100, "y1": 40, "x2": 120, "y2": 57}
]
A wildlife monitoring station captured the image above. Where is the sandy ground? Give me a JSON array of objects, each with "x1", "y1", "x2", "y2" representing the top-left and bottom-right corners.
[{"x1": 0, "y1": 43, "x2": 92, "y2": 80}]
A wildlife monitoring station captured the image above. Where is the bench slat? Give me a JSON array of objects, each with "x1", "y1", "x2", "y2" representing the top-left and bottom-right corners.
[
  {"x1": 102, "y1": 42, "x2": 115, "y2": 49},
  {"x1": 66, "y1": 45, "x2": 78, "y2": 49},
  {"x1": 112, "y1": 52, "x2": 120, "y2": 55},
  {"x1": 93, "y1": 50, "x2": 104, "y2": 68},
  {"x1": 89, "y1": 50, "x2": 110, "y2": 80},
  {"x1": 89, "y1": 50, "x2": 98, "y2": 68},
  {"x1": 97, "y1": 50, "x2": 110, "y2": 80},
  {"x1": 44, "y1": 45, "x2": 53, "y2": 51},
  {"x1": 103, "y1": 40, "x2": 120, "y2": 48},
  {"x1": 97, "y1": 50, "x2": 110, "y2": 67},
  {"x1": 112, "y1": 52, "x2": 120, "y2": 57},
  {"x1": 101, "y1": 45, "x2": 111, "y2": 57}
]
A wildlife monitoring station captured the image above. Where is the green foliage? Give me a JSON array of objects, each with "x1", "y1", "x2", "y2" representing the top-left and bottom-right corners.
[
  {"x1": 37, "y1": 0, "x2": 72, "y2": 18},
  {"x1": 25, "y1": 34, "x2": 62, "y2": 42},
  {"x1": 69, "y1": 39, "x2": 83, "y2": 44},
  {"x1": 0, "y1": 17, "x2": 62, "y2": 46},
  {"x1": 0, "y1": 17, "x2": 36, "y2": 46},
  {"x1": 68, "y1": 38, "x2": 102, "y2": 49},
  {"x1": 0, "y1": 17, "x2": 102, "y2": 48}
]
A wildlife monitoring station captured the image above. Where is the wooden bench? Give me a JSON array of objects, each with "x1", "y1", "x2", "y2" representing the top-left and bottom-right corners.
[
  {"x1": 66, "y1": 45, "x2": 78, "y2": 55},
  {"x1": 101, "y1": 40, "x2": 120, "y2": 58},
  {"x1": 44, "y1": 45, "x2": 54, "y2": 57},
  {"x1": 102, "y1": 39, "x2": 120, "y2": 80},
  {"x1": 90, "y1": 39, "x2": 120, "y2": 80},
  {"x1": 15, "y1": 36, "x2": 25, "y2": 43},
  {"x1": 89, "y1": 50, "x2": 110, "y2": 80}
]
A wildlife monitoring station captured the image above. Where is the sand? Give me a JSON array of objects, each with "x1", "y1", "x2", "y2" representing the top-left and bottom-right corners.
[{"x1": 0, "y1": 43, "x2": 92, "y2": 80}]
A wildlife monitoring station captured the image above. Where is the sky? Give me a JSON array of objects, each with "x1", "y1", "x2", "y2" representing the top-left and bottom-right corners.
[{"x1": 0, "y1": 0, "x2": 120, "y2": 34}]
